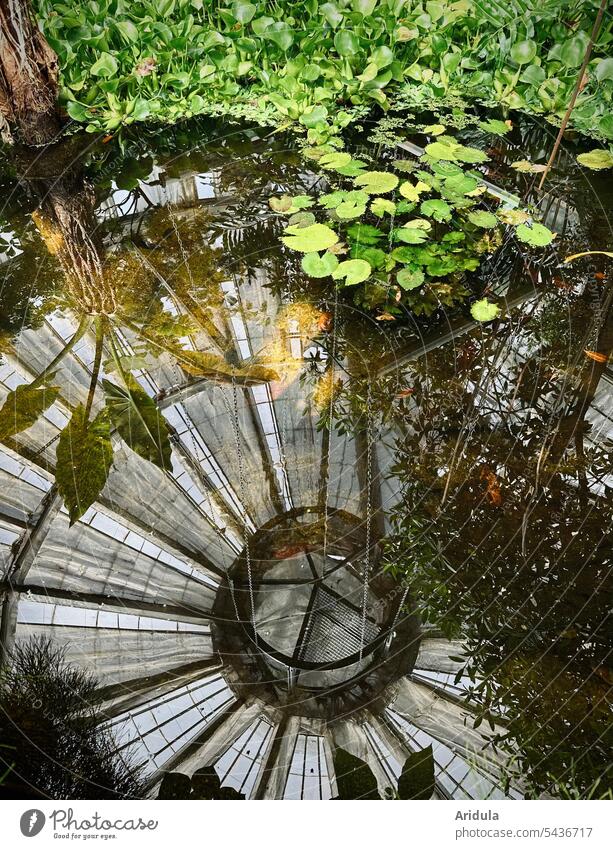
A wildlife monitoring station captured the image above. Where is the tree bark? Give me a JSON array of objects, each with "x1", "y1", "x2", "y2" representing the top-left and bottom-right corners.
[{"x1": 0, "y1": 0, "x2": 61, "y2": 145}]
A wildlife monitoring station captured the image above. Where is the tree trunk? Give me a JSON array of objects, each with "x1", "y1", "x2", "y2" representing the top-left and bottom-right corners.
[{"x1": 0, "y1": 0, "x2": 61, "y2": 145}]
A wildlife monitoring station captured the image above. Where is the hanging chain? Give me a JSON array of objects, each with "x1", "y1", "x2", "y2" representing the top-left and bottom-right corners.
[
  {"x1": 224, "y1": 376, "x2": 258, "y2": 646},
  {"x1": 359, "y1": 383, "x2": 373, "y2": 661},
  {"x1": 322, "y1": 280, "x2": 340, "y2": 559}
]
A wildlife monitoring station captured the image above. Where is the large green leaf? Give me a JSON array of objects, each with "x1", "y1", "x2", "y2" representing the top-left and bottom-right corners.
[
  {"x1": 331, "y1": 259, "x2": 371, "y2": 285},
  {"x1": 420, "y1": 199, "x2": 453, "y2": 222},
  {"x1": 510, "y1": 39, "x2": 537, "y2": 65},
  {"x1": 397, "y1": 745, "x2": 435, "y2": 799},
  {"x1": 333, "y1": 748, "x2": 380, "y2": 800},
  {"x1": 301, "y1": 251, "x2": 339, "y2": 278},
  {"x1": 281, "y1": 223, "x2": 339, "y2": 252},
  {"x1": 354, "y1": 170, "x2": 399, "y2": 194},
  {"x1": 515, "y1": 221, "x2": 555, "y2": 246},
  {"x1": 471, "y1": 298, "x2": 501, "y2": 322},
  {"x1": 0, "y1": 381, "x2": 60, "y2": 442},
  {"x1": 577, "y1": 150, "x2": 613, "y2": 171},
  {"x1": 103, "y1": 377, "x2": 172, "y2": 471},
  {"x1": 56, "y1": 405, "x2": 114, "y2": 525}
]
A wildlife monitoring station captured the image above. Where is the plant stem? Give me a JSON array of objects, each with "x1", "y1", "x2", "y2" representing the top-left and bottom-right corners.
[
  {"x1": 29, "y1": 315, "x2": 91, "y2": 389},
  {"x1": 84, "y1": 316, "x2": 104, "y2": 420},
  {"x1": 538, "y1": 0, "x2": 608, "y2": 190}
]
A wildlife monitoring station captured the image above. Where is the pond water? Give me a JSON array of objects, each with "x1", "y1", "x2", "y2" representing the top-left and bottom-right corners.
[{"x1": 0, "y1": 113, "x2": 611, "y2": 800}]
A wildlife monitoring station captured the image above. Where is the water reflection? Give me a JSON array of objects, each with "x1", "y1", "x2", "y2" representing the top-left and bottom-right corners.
[{"x1": 0, "y1": 118, "x2": 611, "y2": 799}]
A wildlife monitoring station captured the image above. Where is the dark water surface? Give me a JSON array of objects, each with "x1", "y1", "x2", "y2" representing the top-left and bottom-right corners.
[{"x1": 0, "y1": 115, "x2": 611, "y2": 799}]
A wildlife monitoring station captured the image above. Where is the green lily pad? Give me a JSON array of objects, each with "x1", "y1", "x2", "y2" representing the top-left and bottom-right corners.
[
  {"x1": 478, "y1": 119, "x2": 511, "y2": 135},
  {"x1": 301, "y1": 251, "x2": 339, "y2": 278},
  {"x1": 319, "y1": 151, "x2": 353, "y2": 171},
  {"x1": 577, "y1": 150, "x2": 613, "y2": 171},
  {"x1": 471, "y1": 298, "x2": 501, "y2": 322},
  {"x1": 336, "y1": 200, "x2": 367, "y2": 219},
  {"x1": 420, "y1": 199, "x2": 453, "y2": 222},
  {"x1": 347, "y1": 223, "x2": 385, "y2": 245},
  {"x1": 497, "y1": 208, "x2": 530, "y2": 225},
  {"x1": 467, "y1": 210, "x2": 498, "y2": 229},
  {"x1": 353, "y1": 170, "x2": 399, "y2": 194},
  {"x1": 331, "y1": 259, "x2": 372, "y2": 286},
  {"x1": 399, "y1": 180, "x2": 430, "y2": 202},
  {"x1": 404, "y1": 218, "x2": 432, "y2": 231},
  {"x1": 515, "y1": 221, "x2": 555, "y2": 247},
  {"x1": 371, "y1": 197, "x2": 396, "y2": 217},
  {"x1": 397, "y1": 268, "x2": 425, "y2": 290},
  {"x1": 394, "y1": 227, "x2": 428, "y2": 245},
  {"x1": 281, "y1": 223, "x2": 339, "y2": 252}
]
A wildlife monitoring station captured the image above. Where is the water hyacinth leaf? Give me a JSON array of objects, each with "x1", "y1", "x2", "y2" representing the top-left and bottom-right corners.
[
  {"x1": 0, "y1": 381, "x2": 60, "y2": 442},
  {"x1": 90, "y1": 52, "x2": 118, "y2": 78},
  {"x1": 300, "y1": 105, "x2": 328, "y2": 128},
  {"x1": 232, "y1": 1, "x2": 256, "y2": 23},
  {"x1": 471, "y1": 298, "x2": 501, "y2": 322},
  {"x1": 510, "y1": 39, "x2": 537, "y2": 65},
  {"x1": 331, "y1": 259, "x2": 371, "y2": 285},
  {"x1": 515, "y1": 222, "x2": 555, "y2": 247},
  {"x1": 595, "y1": 57, "x2": 613, "y2": 82},
  {"x1": 352, "y1": 245, "x2": 386, "y2": 269},
  {"x1": 371, "y1": 197, "x2": 396, "y2": 217},
  {"x1": 334, "y1": 30, "x2": 359, "y2": 56},
  {"x1": 397, "y1": 267, "x2": 425, "y2": 290},
  {"x1": 354, "y1": 171, "x2": 399, "y2": 194},
  {"x1": 467, "y1": 210, "x2": 498, "y2": 229},
  {"x1": 282, "y1": 223, "x2": 339, "y2": 252},
  {"x1": 103, "y1": 377, "x2": 172, "y2": 471},
  {"x1": 301, "y1": 251, "x2": 339, "y2": 278},
  {"x1": 577, "y1": 150, "x2": 613, "y2": 171},
  {"x1": 56, "y1": 405, "x2": 114, "y2": 525},
  {"x1": 420, "y1": 199, "x2": 452, "y2": 222},
  {"x1": 266, "y1": 22, "x2": 294, "y2": 50},
  {"x1": 560, "y1": 33, "x2": 589, "y2": 68}
]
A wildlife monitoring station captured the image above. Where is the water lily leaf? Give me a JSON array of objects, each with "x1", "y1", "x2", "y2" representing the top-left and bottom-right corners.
[
  {"x1": 0, "y1": 381, "x2": 61, "y2": 442},
  {"x1": 269, "y1": 195, "x2": 293, "y2": 213},
  {"x1": 394, "y1": 227, "x2": 428, "y2": 245},
  {"x1": 444, "y1": 173, "x2": 479, "y2": 195},
  {"x1": 288, "y1": 211, "x2": 316, "y2": 227},
  {"x1": 354, "y1": 171, "x2": 399, "y2": 194},
  {"x1": 424, "y1": 140, "x2": 459, "y2": 161},
  {"x1": 347, "y1": 223, "x2": 385, "y2": 245},
  {"x1": 331, "y1": 259, "x2": 371, "y2": 286},
  {"x1": 577, "y1": 150, "x2": 613, "y2": 171},
  {"x1": 301, "y1": 251, "x2": 339, "y2": 278},
  {"x1": 478, "y1": 119, "x2": 511, "y2": 135},
  {"x1": 467, "y1": 210, "x2": 498, "y2": 229},
  {"x1": 393, "y1": 159, "x2": 418, "y2": 173},
  {"x1": 319, "y1": 191, "x2": 349, "y2": 210},
  {"x1": 431, "y1": 161, "x2": 463, "y2": 178},
  {"x1": 511, "y1": 159, "x2": 546, "y2": 173},
  {"x1": 422, "y1": 123, "x2": 446, "y2": 135},
  {"x1": 282, "y1": 223, "x2": 339, "y2": 252},
  {"x1": 471, "y1": 298, "x2": 501, "y2": 322},
  {"x1": 56, "y1": 405, "x2": 114, "y2": 525},
  {"x1": 371, "y1": 197, "x2": 396, "y2": 217},
  {"x1": 319, "y1": 151, "x2": 353, "y2": 171},
  {"x1": 420, "y1": 199, "x2": 452, "y2": 222},
  {"x1": 399, "y1": 180, "x2": 430, "y2": 202},
  {"x1": 515, "y1": 222, "x2": 555, "y2": 247},
  {"x1": 397, "y1": 745, "x2": 435, "y2": 800},
  {"x1": 497, "y1": 208, "x2": 530, "y2": 225},
  {"x1": 404, "y1": 218, "x2": 432, "y2": 231},
  {"x1": 397, "y1": 267, "x2": 425, "y2": 290},
  {"x1": 103, "y1": 377, "x2": 172, "y2": 471},
  {"x1": 335, "y1": 159, "x2": 368, "y2": 177},
  {"x1": 455, "y1": 144, "x2": 489, "y2": 164},
  {"x1": 336, "y1": 200, "x2": 367, "y2": 219}
]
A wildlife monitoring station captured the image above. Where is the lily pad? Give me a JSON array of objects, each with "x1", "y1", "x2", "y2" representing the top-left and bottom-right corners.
[
  {"x1": 353, "y1": 170, "x2": 399, "y2": 194},
  {"x1": 371, "y1": 197, "x2": 396, "y2": 217},
  {"x1": 319, "y1": 151, "x2": 353, "y2": 171},
  {"x1": 404, "y1": 218, "x2": 432, "y2": 231},
  {"x1": 394, "y1": 227, "x2": 428, "y2": 245},
  {"x1": 478, "y1": 119, "x2": 511, "y2": 135},
  {"x1": 420, "y1": 199, "x2": 453, "y2": 222},
  {"x1": 497, "y1": 208, "x2": 530, "y2": 225},
  {"x1": 471, "y1": 298, "x2": 501, "y2": 322},
  {"x1": 577, "y1": 150, "x2": 613, "y2": 171},
  {"x1": 467, "y1": 210, "x2": 498, "y2": 229},
  {"x1": 281, "y1": 223, "x2": 339, "y2": 253},
  {"x1": 301, "y1": 251, "x2": 339, "y2": 278},
  {"x1": 331, "y1": 259, "x2": 372, "y2": 286},
  {"x1": 397, "y1": 267, "x2": 425, "y2": 290},
  {"x1": 515, "y1": 221, "x2": 555, "y2": 247},
  {"x1": 399, "y1": 180, "x2": 430, "y2": 202}
]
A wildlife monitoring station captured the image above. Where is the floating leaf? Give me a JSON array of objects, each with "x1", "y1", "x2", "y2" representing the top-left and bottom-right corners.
[
  {"x1": 467, "y1": 210, "x2": 498, "y2": 229},
  {"x1": 281, "y1": 223, "x2": 339, "y2": 252},
  {"x1": 420, "y1": 199, "x2": 452, "y2": 222},
  {"x1": 371, "y1": 197, "x2": 396, "y2": 217},
  {"x1": 56, "y1": 405, "x2": 114, "y2": 525},
  {"x1": 335, "y1": 193, "x2": 368, "y2": 219},
  {"x1": 444, "y1": 173, "x2": 479, "y2": 195},
  {"x1": 471, "y1": 298, "x2": 501, "y2": 322},
  {"x1": 577, "y1": 150, "x2": 613, "y2": 171},
  {"x1": 404, "y1": 218, "x2": 432, "y2": 231},
  {"x1": 399, "y1": 180, "x2": 430, "y2": 202},
  {"x1": 103, "y1": 377, "x2": 172, "y2": 471},
  {"x1": 346, "y1": 223, "x2": 385, "y2": 245},
  {"x1": 478, "y1": 119, "x2": 511, "y2": 135},
  {"x1": 394, "y1": 227, "x2": 428, "y2": 245},
  {"x1": 269, "y1": 196, "x2": 293, "y2": 213},
  {"x1": 422, "y1": 123, "x2": 446, "y2": 135},
  {"x1": 331, "y1": 259, "x2": 371, "y2": 286},
  {"x1": 288, "y1": 211, "x2": 316, "y2": 227},
  {"x1": 0, "y1": 381, "x2": 60, "y2": 442},
  {"x1": 497, "y1": 208, "x2": 530, "y2": 225},
  {"x1": 511, "y1": 159, "x2": 546, "y2": 173},
  {"x1": 397, "y1": 745, "x2": 435, "y2": 800},
  {"x1": 319, "y1": 151, "x2": 353, "y2": 170},
  {"x1": 353, "y1": 170, "x2": 399, "y2": 194},
  {"x1": 515, "y1": 221, "x2": 555, "y2": 247},
  {"x1": 301, "y1": 251, "x2": 339, "y2": 278},
  {"x1": 397, "y1": 267, "x2": 425, "y2": 290}
]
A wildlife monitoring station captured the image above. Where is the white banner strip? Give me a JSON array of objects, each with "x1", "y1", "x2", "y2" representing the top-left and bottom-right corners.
[{"x1": 2, "y1": 800, "x2": 611, "y2": 849}]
